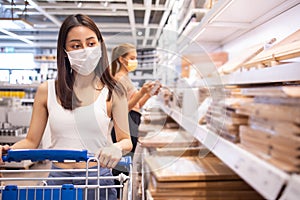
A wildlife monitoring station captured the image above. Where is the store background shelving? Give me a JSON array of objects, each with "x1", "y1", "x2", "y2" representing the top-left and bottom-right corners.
[
  {"x1": 130, "y1": 48, "x2": 158, "y2": 87},
  {"x1": 156, "y1": 0, "x2": 300, "y2": 199}
]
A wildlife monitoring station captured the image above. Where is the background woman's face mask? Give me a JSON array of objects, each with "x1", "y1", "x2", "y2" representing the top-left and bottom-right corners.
[
  {"x1": 125, "y1": 59, "x2": 138, "y2": 72},
  {"x1": 66, "y1": 45, "x2": 102, "y2": 76}
]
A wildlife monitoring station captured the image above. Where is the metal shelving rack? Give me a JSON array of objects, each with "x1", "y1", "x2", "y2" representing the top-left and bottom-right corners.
[
  {"x1": 158, "y1": 63, "x2": 300, "y2": 200},
  {"x1": 130, "y1": 48, "x2": 158, "y2": 87},
  {"x1": 160, "y1": 103, "x2": 290, "y2": 200},
  {"x1": 158, "y1": 0, "x2": 300, "y2": 199}
]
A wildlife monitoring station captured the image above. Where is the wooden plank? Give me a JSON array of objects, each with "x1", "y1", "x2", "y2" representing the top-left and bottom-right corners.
[
  {"x1": 206, "y1": 115, "x2": 239, "y2": 130},
  {"x1": 268, "y1": 158, "x2": 300, "y2": 173},
  {"x1": 149, "y1": 181, "x2": 264, "y2": 199},
  {"x1": 239, "y1": 126, "x2": 271, "y2": 155},
  {"x1": 145, "y1": 155, "x2": 240, "y2": 182},
  {"x1": 154, "y1": 146, "x2": 208, "y2": 157},
  {"x1": 150, "y1": 175, "x2": 251, "y2": 190},
  {"x1": 218, "y1": 38, "x2": 276, "y2": 74},
  {"x1": 237, "y1": 103, "x2": 300, "y2": 124},
  {"x1": 270, "y1": 135, "x2": 300, "y2": 152},
  {"x1": 138, "y1": 130, "x2": 199, "y2": 148},
  {"x1": 244, "y1": 29, "x2": 300, "y2": 68},
  {"x1": 240, "y1": 86, "x2": 300, "y2": 98},
  {"x1": 248, "y1": 117, "x2": 300, "y2": 137},
  {"x1": 271, "y1": 149, "x2": 300, "y2": 166}
]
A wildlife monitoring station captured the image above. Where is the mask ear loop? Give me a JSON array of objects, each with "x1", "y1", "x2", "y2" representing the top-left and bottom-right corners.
[{"x1": 64, "y1": 49, "x2": 72, "y2": 74}]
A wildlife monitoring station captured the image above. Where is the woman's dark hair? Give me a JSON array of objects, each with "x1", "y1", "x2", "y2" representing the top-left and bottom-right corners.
[
  {"x1": 56, "y1": 14, "x2": 124, "y2": 110},
  {"x1": 111, "y1": 43, "x2": 136, "y2": 77}
]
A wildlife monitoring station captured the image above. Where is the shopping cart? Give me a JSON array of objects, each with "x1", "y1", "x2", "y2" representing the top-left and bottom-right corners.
[{"x1": 0, "y1": 149, "x2": 132, "y2": 200}]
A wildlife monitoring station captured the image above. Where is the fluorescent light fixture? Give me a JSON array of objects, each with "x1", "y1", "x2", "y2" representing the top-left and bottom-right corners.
[
  {"x1": 0, "y1": 28, "x2": 34, "y2": 45},
  {"x1": 77, "y1": 2, "x2": 82, "y2": 8},
  {"x1": 0, "y1": 18, "x2": 33, "y2": 29}
]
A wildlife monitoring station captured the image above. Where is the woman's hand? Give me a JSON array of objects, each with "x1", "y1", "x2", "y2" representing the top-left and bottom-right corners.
[
  {"x1": 0, "y1": 145, "x2": 10, "y2": 164},
  {"x1": 149, "y1": 81, "x2": 161, "y2": 96},
  {"x1": 97, "y1": 144, "x2": 122, "y2": 168},
  {"x1": 140, "y1": 82, "x2": 154, "y2": 95}
]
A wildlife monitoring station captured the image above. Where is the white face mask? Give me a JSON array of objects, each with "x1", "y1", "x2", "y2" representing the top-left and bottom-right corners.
[{"x1": 66, "y1": 45, "x2": 101, "y2": 76}]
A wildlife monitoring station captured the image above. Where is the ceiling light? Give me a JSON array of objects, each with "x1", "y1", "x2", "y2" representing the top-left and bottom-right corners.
[
  {"x1": 103, "y1": 1, "x2": 108, "y2": 7},
  {"x1": 137, "y1": 31, "x2": 143, "y2": 36},
  {"x1": 77, "y1": 2, "x2": 82, "y2": 8},
  {"x1": 0, "y1": 18, "x2": 33, "y2": 29},
  {"x1": 0, "y1": 28, "x2": 34, "y2": 45}
]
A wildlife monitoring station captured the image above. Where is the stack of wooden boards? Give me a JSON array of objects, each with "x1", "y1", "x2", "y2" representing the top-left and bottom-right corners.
[
  {"x1": 217, "y1": 28, "x2": 300, "y2": 74},
  {"x1": 244, "y1": 29, "x2": 300, "y2": 69},
  {"x1": 237, "y1": 85, "x2": 300, "y2": 173},
  {"x1": 204, "y1": 85, "x2": 300, "y2": 173},
  {"x1": 206, "y1": 87, "x2": 252, "y2": 143},
  {"x1": 145, "y1": 155, "x2": 263, "y2": 200},
  {"x1": 139, "y1": 129, "x2": 198, "y2": 148},
  {"x1": 138, "y1": 128, "x2": 199, "y2": 197}
]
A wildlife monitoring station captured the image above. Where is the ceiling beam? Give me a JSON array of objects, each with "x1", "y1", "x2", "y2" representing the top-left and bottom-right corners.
[
  {"x1": 44, "y1": 0, "x2": 127, "y2": 2},
  {"x1": 152, "y1": 0, "x2": 176, "y2": 46},
  {"x1": 126, "y1": 0, "x2": 137, "y2": 45},
  {"x1": 144, "y1": 0, "x2": 152, "y2": 27},
  {"x1": 155, "y1": 0, "x2": 160, "y2": 7},
  {"x1": 142, "y1": 27, "x2": 150, "y2": 47},
  {"x1": 15, "y1": 10, "x2": 129, "y2": 16},
  {"x1": 27, "y1": 0, "x2": 61, "y2": 26},
  {"x1": 30, "y1": 3, "x2": 167, "y2": 11}
]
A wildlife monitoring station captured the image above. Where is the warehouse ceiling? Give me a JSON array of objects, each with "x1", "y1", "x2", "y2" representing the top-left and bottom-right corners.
[{"x1": 0, "y1": 0, "x2": 204, "y2": 52}]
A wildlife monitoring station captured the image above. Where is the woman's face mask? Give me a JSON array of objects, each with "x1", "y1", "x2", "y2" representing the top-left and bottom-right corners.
[
  {"x1": 125, "y1": 59, "x2": 138, "y2": 72},
  {"x1": 66, "y1": 45, "x2": 101, "y2": 76}
]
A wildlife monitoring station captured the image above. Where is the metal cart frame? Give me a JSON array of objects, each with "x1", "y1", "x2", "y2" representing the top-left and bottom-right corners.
[{"x1": 0, "y1": 149, "x2": 132, "y2": 200}]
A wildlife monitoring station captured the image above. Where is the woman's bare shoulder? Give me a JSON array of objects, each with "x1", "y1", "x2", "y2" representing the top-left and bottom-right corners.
[
  {"x1": 37, "y1": 81, "x2": 48, "y2": 93},
  {"x1": 35, "y1": 81, "x2": 48, "y2": 102}
]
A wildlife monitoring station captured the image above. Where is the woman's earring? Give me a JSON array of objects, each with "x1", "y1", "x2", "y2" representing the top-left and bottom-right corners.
[{"x1": 70, "y1": 68, "x2": 73, "y2": 74}]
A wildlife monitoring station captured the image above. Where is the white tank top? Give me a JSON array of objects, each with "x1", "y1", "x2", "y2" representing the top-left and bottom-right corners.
[{"x1": 47, "y1": 79, "x2": 111, "y2": 154}]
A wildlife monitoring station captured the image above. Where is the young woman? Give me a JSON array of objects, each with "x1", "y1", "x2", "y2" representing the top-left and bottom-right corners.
[
  {"x1": 110, "y1": 43, "x2": 160, "y2": 156},
  {"x1": 0, "y1": 14, "x2": 132, "y2": 199}
]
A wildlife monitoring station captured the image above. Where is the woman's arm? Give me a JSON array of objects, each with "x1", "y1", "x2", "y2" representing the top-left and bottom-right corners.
[
  {"x1": 98, "y1": 90, "x2": 132, "y2": 168},
  {"x1": 128, "y1": 82, "x2": 153, "y2": 110},
  {"x1": 111, "y1": 90, "x2": 132, "y2": 153}
]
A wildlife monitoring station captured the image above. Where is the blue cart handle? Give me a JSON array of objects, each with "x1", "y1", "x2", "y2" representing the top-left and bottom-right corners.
[{"x1": 2, "y1": 149, "x2": 131, "y2": 167}]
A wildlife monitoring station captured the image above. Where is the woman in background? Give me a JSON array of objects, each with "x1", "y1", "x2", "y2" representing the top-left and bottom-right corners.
[{"x1": 110, "y1": 43, "x2": 160, "y2": 157}]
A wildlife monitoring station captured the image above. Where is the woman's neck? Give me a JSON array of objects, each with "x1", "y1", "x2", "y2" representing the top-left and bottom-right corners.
[
  {"x1": 73, "y1": 72, "x2": 97, "y2": 89},
  {"x1": 117, "y1": 65, "x2": 129, "y2": 76}
]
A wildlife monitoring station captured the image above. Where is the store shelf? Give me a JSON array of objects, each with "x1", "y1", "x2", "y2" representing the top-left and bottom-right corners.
[
  {"x1": 0, "y1": 83, "x2": 40, "y2": 90},
  {"x1": 137, "y1": 54, "x2": 158, "y2": 59},
  {"x1": 20, "y1": 98, "x2": 34, "y2": 104},
  {"x1": 280, "y1": 175, "x2": 300, "y2": 200},
  {"x1": 159, "y1": 103, "x2": 290, "y2": 200},
  {"x1": 135, "y1": 48, "x2": 157, "y2": 87},
  {"x1": 204, "y1": 62, "x2": 300, "y2": 86},
  {"x1": 135, "y1": 67, "x2": 154, "y2": 71},
  {"x1": 138, "y1": 59, "x2": 159, "y2": 64},
  {"x1": 0, "y1": 135, "x2": 26, "y2": 144},
  {"x1": 130, "y1": 76, "x2": 153, "y2": 81},
  {"x1": 178, "y1": 0, "x2": 298, "y2": 51}
]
